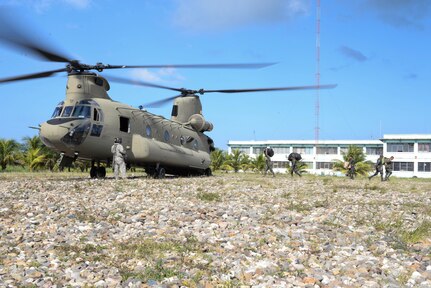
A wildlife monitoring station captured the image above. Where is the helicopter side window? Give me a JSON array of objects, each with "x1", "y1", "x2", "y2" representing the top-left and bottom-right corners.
[
  {"x1": 72, "y1": 105, "x2": 91, "y2": 118},
  {"x1": 164, "y1": 130, "x2": 170, "y2": 142},
  {"x1": 171, "y1": 105, "x2": 178, "y2": 117},
  {"x1": 119, "y1": 116, "x2": 130, "y2": 133},
  {"x1": 145, "y1": 125, "x2": 152, "y2": 137},
  {"x1": 62, "y1": 106, "x2": 74, "y2": 117}
]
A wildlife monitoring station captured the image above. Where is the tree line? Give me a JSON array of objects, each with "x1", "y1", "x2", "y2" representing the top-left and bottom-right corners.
[
  {"x1": 0, "y1": 136, "x2": 89, "y2": 172},
  {"x1": 211, "y1": 145, "x2": 374, "y2": 176},
  {"x1": 1, "y1": 136, "x2": 373, "y2": 176}
]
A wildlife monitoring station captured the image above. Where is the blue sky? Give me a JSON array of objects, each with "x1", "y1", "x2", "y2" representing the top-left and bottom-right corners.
[{"x1": 0, "y1": 0, "x2": 430, "y2": 150}]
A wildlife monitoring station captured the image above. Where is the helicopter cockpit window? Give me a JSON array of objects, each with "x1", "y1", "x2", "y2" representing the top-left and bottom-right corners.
[
  {"x1": 72, "y1": 105, "x2": 91, "y2": 118},
  {"x1": 193, "y1": 139, "x2": 199, "y2": 150},
  {"x1": 51, "y1": 101, "x2": 64, "y2": 118},
  {"x1": 62, "y1": 106, "x2": 74, "y2": 117}
]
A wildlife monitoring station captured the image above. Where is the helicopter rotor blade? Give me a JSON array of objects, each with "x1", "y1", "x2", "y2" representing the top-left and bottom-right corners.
[
  {"x1": 105, "y1": 75, "x2": 184, "y2": 93},
  {"x1": 200, "y1": 84, "x2": 337, "y2": 94},
  {"x1": 0, "y1": 9, "x2": 73, "y2": 63},
  {"x1": 116, "y1": 63, "x2": 277, "y2": 69},
  {"x1": 0, "y1": 68, "x2": 68, "y2": 84},
  {"x1": 143, "y1": 95, "x2": 183, "y2": 108}
]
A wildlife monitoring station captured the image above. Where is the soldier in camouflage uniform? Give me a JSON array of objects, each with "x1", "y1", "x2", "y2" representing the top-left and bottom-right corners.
[
  {"x1": 384, "y1": 156, "x2": 394, "y2": 181},
  {"x1": 263, "y1": 146, "x2": 275, "y2": 177},
  {"x1": 369, "y1": 154, "x2": 384, "y2": 181}
]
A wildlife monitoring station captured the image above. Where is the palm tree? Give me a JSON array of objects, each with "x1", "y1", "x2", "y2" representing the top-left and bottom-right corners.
[
  {"x1": 224, "y1": 149, "x2": 250, "y2": 173},
  {"x1": 250, "y1": 153, "x2": 266, "y2": 173},
  {"x1": 332, "y1": 145, "x2": 373, "y2": 177},
  {"x1": 210, "y1": 149, "x2": 227, "y2": 172},
  {"x1": 0, "y1": 139, "x2": 20, "y2": 170}
]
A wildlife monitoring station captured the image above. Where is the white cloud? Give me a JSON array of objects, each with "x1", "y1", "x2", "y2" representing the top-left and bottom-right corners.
[
  {"x1": 172, "y1": 0, "x2": 311, "y2": 32},
  {"x1": 63, "y1": 0, "x2": 92, "y2": 9},
  {"x1": 1, "y1": 0, "x2": 92, "y2": 12},
  {"x1": 132, "y1": 68, "x2": 185, "y2": 83}
]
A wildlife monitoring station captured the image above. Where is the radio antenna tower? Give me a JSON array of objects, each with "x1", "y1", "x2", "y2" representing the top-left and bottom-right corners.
[{"x1": 315, "y1": 0, "x2": 321, "y2": 145}]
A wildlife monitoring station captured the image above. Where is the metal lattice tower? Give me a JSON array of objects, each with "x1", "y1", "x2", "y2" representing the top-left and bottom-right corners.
[{"x1": 315, "y1": 0, "x2": 321, "y2": 145}]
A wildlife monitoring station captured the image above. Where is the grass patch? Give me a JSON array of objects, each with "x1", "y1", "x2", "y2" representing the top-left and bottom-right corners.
[
  {"x1": 119, "y1": 259, "x2": 184, "y2": 283},
  {"x1": 197, "y1": 191, "x2": 221, "y2": 202},
  {"x1": 401, "y1": 220, "x2": 431, "y2": 244}
]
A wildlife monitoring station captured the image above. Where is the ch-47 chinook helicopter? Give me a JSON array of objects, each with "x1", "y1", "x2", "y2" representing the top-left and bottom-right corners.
[{"x1": 0, "y1": 12, "x2": 335, "y2": 179}]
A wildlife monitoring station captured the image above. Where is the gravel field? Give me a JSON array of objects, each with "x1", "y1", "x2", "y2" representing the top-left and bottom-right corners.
[{"x1": 0, "y1": 172, "x2": 431, "y2": 287}]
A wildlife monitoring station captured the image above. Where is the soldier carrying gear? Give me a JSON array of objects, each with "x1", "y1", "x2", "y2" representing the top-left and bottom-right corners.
[
  {"x1": 111, "y1": 137, "x2": 127, "y2": 180},
  {"x1": 263, "y1": 146, "x2": 275, "y2": 177},
  {"x1": 288, "y1": 152, "x2": 302, "y2": 177},
  {"x1": 369, "y1": 154, "x2": 384, "y2": 181}
]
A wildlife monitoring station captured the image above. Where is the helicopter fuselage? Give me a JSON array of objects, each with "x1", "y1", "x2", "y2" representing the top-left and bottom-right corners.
[{"x1": 39, "y1": 73, "x2": 213, "y2": 177}]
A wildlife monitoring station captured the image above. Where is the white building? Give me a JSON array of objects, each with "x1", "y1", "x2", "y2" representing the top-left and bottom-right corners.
[{"x1": 227, "y1": 134, "x2": 431, "y2": 178}]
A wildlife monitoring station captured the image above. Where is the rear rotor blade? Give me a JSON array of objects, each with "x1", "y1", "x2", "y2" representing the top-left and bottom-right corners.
[
  {"x1": 0, "y1": 68, "x2": 68, "y2": 83},
  {"x1": 0, "y1": 9, "x2": 72, "y2": 63},
  {"x1": 143, "y1": 95, "x2": 183, "y2": 108}
]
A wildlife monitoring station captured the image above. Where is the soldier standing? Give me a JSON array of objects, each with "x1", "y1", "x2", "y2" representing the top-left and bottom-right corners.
[
  {"x1": 346, "y1": 156, "x2": 355, "y2": 179},
  {"x1": 263, "y1": 146, "x2": 275, "y2": 177},
  {"x1": 384, "y1": 156, "x2": 394, "y2": 181},
  {"x1": 111, "y1": 137, "x2": 127, "y2": 180},
  {"x1": 369, "y1": 154, "x2": 385, "y2": 181}
]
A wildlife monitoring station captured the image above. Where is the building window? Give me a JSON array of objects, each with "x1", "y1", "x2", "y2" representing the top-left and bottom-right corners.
[
  {"x1": 317, "y1": 162, "x2": 333, "y2": 169},
  {"x1": 273, "y1": 161, "x2": 288, "y2": 168},
  {"x1": 273, "y1": 147, "x2": 290, "y2": 154},
  {"x1": 253, "y1": 147, "x2": 264, "y2": 155},
  {"x1": 418, "y1": 143, "x2": 431, "y2": 153},
  {"x1": 293, "y1": 147, "x2": 313, "y2": 154},
  {"x1": 418, "y1": 162, "x2": 431, "y2": 172},
  {"x1": 393, "y1": 162, "x2": 414, "y2": 171},
  {"x1": 231, "y1": 147, "x2": 250, "y2": 154},
  {"x1": 387, "y1": 143, "x2": 414, "y2": 153},
  {"x1": 340, "y1": 147, "x2": 349, "y2": 155},
  {"x1": 302, "y1": 162, "x2": 313, "y2": 169},
  {"x1": 316, "y1": 147, "x2": 337, "y2": 155},
  {"x1": 366, "y1": 147, "x2": 383, "y2": 155}
]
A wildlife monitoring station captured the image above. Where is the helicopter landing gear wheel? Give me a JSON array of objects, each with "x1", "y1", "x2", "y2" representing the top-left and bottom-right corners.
[
  {"x1": 97, "y1": 167, "x2": 106, "y2": 178},
  {"x1": 90, "y1": 165, "x2": 106, "y2": 179},
  {"x1": 90, "y1": 166, "x2": 97, "y2": 179},
  {"x1": 204, "y1": 168, "x2": 212, "y2": 177}
]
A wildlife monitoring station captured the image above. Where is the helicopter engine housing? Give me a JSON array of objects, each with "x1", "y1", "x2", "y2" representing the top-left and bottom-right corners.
[{"x1": 188, "y1": 114, "x2": 213, "y2": 132}]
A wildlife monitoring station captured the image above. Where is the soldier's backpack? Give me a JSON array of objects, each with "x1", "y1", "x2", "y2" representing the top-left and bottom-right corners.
[
  {"x1": 265, "y1": 148, "x2": 274, "y2": 157},
  {"x1": 288, "y1": 152, "x2": 302, "y2": 161}
]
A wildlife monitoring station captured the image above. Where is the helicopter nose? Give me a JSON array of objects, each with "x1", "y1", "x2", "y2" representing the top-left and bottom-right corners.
[{"x1": 39, "y1": 122, "x2": 69, "y2": 149}]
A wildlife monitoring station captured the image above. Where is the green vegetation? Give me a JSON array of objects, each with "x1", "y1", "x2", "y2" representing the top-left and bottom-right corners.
[
  {"x1": 0, "y1": 136, "x2": 93, "y2": 173},
  {"x1": 197, "y1": 191, "x2": 221, "y2": 202},
  {"x1": 332, "y1": 145, "x2": 373, "y2": 177}
]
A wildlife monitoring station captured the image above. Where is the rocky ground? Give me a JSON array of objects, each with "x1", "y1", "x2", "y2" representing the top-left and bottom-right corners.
[{"x1": 0, "y1": 172, "x2": 431, "y2": 287}]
